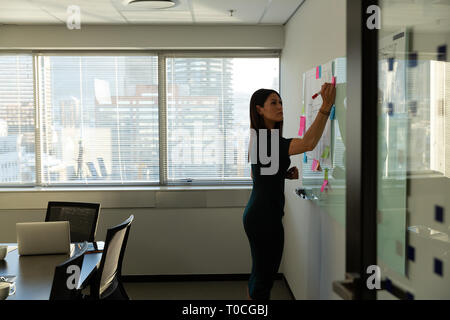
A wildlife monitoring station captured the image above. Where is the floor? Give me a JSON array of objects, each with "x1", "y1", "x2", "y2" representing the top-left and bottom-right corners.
[{"x1": 123, "y1": 279, "x2": 294, "y2": 300}]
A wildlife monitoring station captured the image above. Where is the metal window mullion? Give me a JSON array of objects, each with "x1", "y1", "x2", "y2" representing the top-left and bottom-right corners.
[
  {"x1": 32, "y1": 54, "x2": 42, "y2": 186},
  {"x1": 158, "y1": 53, "x2": 168, "y2": 185}
]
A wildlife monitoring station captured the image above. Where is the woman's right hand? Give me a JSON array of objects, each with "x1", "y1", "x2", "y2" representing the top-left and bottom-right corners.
[{"x1": 320, "y1": 83, "x2": 336, "y2": 112}]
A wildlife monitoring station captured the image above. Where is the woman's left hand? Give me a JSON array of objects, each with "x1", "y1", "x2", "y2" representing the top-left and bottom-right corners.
[{"x1": 285, "y1": 166, "x2": 299, "y2": 180}]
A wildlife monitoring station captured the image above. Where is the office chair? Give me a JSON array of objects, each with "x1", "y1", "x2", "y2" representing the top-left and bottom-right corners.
[
  {"x1": 45, "y1": 201, "x2": 101, "y2": 243},
  {"x1": 86, "y1": 215, "x2": 134, "y2": 300},
  {"x1": 49, "y1": 241, "x2": 88, "y2": 300}
]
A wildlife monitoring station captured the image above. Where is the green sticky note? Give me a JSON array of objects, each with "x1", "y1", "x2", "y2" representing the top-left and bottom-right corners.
[
  {"x1": 302, "y1": 104, "x2": 305, "y2": 115},
  {"x1": 321, "y1": 146, "x2": 330, "y2": 159},
  {"x1": 325, "y1": 168, "x2": 329, "y2": 181}
]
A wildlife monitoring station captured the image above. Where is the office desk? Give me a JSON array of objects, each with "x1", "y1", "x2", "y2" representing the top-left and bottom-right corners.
[{"x1": 0, "y1": 244, "x2": 102, "y2": 300}]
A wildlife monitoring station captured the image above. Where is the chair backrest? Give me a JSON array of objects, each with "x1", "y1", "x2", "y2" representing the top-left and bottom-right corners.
[
  {"x1": 91, "y1": 215, "x2": 134, "y2": 299},
  {"x1": 49, "y1": 241, "x2": 88, "y2": 300},
  {"x1": 45, "y1": 201, "x2": 100, "y2": 243}
]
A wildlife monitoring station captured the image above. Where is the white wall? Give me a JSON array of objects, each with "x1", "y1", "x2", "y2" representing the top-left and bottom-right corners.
[
  {"x1": 280, "y1": 0, "x2": 346, "y2": 299},
  {"x1": 0, "y1": 24, "x2": 283, "y2": 50},
  {"x1": 0, "y1": 187, "x2": 253, "y2": 275}
]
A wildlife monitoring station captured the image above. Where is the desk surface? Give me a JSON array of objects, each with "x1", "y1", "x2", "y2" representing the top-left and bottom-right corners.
[{"x1": 0, "y1": 244, "x2": 102, "y2": 300}]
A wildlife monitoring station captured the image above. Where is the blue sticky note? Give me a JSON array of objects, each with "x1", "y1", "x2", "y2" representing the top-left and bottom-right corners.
[
  {"x1": 407, "y1": 245, "x2": 415, "y2": 262},
  {"x1": 437, "y1": 44, "x2": 447, "y2": 62},
  {"x1": 434, "y1": 258, "x2": 443, "y2": 276},
  {"x1": 388, "y1": 57, "x2": 395, "y2": 71},
  {"x1": 303, "y1": 153, "x2": 307, "y2": 163},
  {"x1": 329, "y1": 105, "x2": 336, "y2": 120},
  {"x1": 408, "y1": 52, "x2": 418, "y2": 68},
  {"x1": 435, "y1": 205, "x2": 444, "y2": 223}
]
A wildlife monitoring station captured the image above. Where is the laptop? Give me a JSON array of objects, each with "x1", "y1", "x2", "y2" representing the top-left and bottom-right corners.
[{"x1": 16, "y1": 221, "x2": 73, "y2": 256}]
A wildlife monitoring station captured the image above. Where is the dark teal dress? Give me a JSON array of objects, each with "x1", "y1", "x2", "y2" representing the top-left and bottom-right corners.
[{"x1": 243, "y1": 131, "x2": 293, "y2": 300}]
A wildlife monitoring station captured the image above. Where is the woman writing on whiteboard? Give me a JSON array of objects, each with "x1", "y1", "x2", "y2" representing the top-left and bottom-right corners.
[{"x1": 243, "y1": 83, "x2": 336, "y2": 300}]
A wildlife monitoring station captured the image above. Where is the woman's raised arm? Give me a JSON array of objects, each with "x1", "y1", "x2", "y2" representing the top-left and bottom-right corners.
[{"x1": 288, "y1": 83, "x2": 336, "y2": 156}]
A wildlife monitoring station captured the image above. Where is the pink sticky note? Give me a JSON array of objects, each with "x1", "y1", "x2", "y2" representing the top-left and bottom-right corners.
[
  {"x1": 316, "y1": 66, "x2": 320, "y2": 79},
  {"x1": 298, "y1": 116, "x2": 306, "y2": 136},
  {"x1": 321, "y1": 179, "x2": 328, "y2": 192},
  {"x1": 311, "y1": 159, "x2": 317, "y2": 171},
  {"x1": 332, "y1": 76, "x2": 336, "y2": 87}
]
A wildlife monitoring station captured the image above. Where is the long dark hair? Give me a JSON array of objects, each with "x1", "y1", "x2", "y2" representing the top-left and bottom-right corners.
[
  {"x1": 248, "y1": 89, "x2": 283, "y2": 162},
  {"x1": 250, "y1": 89, "x2": 283, "y2": 131}
]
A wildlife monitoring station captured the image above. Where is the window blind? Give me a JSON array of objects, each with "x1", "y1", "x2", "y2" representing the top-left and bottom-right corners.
[
  {"x1": 37, "y1": 55, "x2": 159, "y2": 185},
  {"x1": 0, "y1": 55, "x2": 35, "y2": 184},
  {"x1": 165, "y1": 57, "x2": 279, "y2": 184}
]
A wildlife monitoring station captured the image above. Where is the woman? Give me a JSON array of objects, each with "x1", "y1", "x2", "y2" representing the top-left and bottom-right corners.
[{"x1": 243, "y1": 83, "x2": 336, "y2": 300}]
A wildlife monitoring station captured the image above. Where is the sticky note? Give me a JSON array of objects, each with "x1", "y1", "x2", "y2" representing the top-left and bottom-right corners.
[
  {"x1": 298, "y1": 116, "x2": 306, "y2": 137},
  {"x1": 329, "y1": 105, "x2": 336, "y2": 120},
  {"x1": 437, "y1": 44, "x2": 447, "y2": 62},
  {"x1": 302, "y1": 104, "x2": 305, "y2": 115},
  {"x1": 320, "y1": 179, "x2": 328, "y2": 192},
  {"x1": 321, "y1": 146, "x2": 330, "y2": 159},
  {"x1": 324, "y1": 168, "x2": 329, "y2": 181},
  {"x1": 303, "y1": 153, "x2": 307, "y2": 163},
  {"x1": 311, "y1": 159, "x2": 317, "y2": 171},
  {"x1": 316, "y1": 65, "x2": 321, "y2": 79},
  {"x1": 331, "y1": 76, "x2": 336, "y2": 87}
]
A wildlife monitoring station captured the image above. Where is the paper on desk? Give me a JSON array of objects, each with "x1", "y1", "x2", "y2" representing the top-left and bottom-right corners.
[{"x1": 7, "y1": 246, "x2": 17, "y2": 254}]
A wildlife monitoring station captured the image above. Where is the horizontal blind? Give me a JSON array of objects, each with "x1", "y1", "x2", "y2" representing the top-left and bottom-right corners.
[
  {"x1": 38, "y1": 55, "x2": 159, "y2": 185},
  {"x1": 0, "y1": 55, "x2": 35, "y2": 185},
  {"x1": 166, "y1": 57, "x2": 279, "y2": 183}
]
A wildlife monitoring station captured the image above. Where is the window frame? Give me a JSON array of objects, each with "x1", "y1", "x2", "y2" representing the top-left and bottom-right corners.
[{"x1": 0, "y1": 49, "x2": 281, "y2": 188}]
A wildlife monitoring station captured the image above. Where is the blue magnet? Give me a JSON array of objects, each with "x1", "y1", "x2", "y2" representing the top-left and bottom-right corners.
[
  {"x1": 388, "y1": 103, "x2": 394, "y2": 116},
  {"x1": 435, "y1": 205, "x2": 444, "y2": 223},
  {"x1": 407, "y1": 245, "x2": 415, "y2": 262},
  {"x1": 408, "y1": 52, "x2": 418, "y2": 68},
  {"x1": 434, "y1": 258, "x2": 443, "y2": 277},
  {"x1": 437, "y1": 44, "x2": 447, "y2": 62},
  {"x1": 388, "y1": 57, "x2": 395, "y2": 71}
]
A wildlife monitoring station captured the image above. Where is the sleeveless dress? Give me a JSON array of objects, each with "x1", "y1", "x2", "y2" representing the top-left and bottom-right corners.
[{"x1": 243, "y1": 130, "x2": 293, "y2": 300}]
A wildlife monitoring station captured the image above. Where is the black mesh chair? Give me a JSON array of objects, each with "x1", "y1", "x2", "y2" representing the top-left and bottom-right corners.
[
  {"x1": 49, "y1": 242, "x2": 88, "y2": 300},
  {"x1": 45, "y1": 202, "x2": 100, "y2": 243},
  {"x1": 86, "y1": 215, "x2": 134, "y2": 300}
]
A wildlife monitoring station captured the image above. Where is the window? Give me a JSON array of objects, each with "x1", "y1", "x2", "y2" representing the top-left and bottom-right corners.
[
  {"x1": 0, "y1": 55, "x2": 35, "y2": 185},
  {"x1": 38, "y1": 55, "x2": 159, "y2": 185},
  {"x1": 166, "y1": 57, "x2": 279, "y2": 183},
  {"x1": 0, "y1": 52, "x2": 280, "y2": 187}
]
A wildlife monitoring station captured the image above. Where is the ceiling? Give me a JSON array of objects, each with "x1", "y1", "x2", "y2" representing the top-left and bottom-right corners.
[{"x1": 0, "y1": 0, "x2": 305, "y2": 25}]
